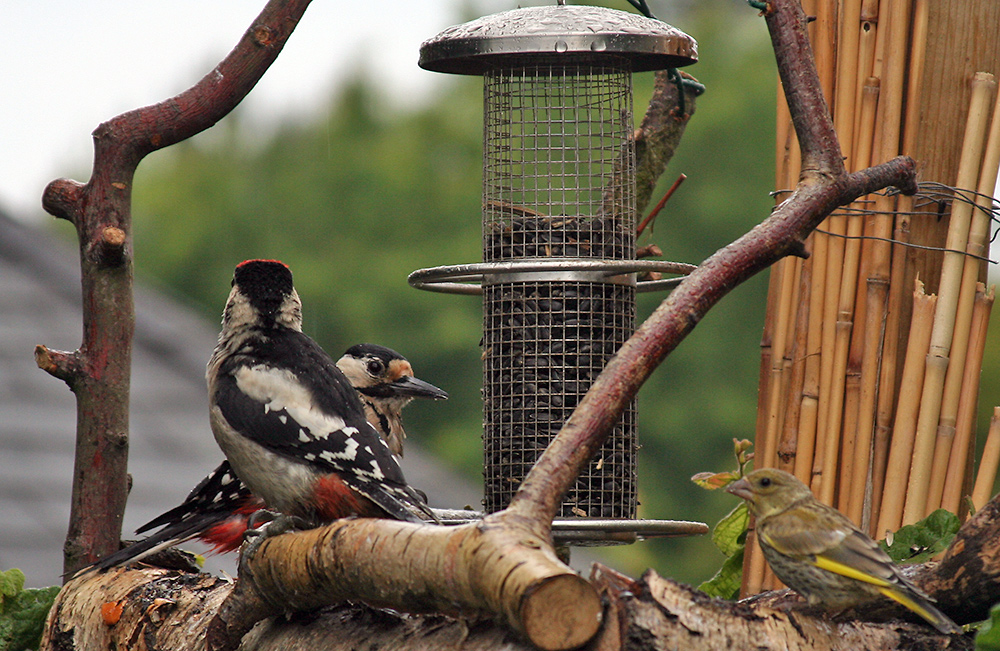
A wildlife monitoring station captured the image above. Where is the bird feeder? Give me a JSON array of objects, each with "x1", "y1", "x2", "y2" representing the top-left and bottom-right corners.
[{"x1": 411, "y1": 3, "x2": 698, "y2": 543}]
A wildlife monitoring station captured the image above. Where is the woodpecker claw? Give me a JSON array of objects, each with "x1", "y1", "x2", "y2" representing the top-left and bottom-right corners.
[{"x1": 244, "y1": 509, "x2": 280, "y2": 534}]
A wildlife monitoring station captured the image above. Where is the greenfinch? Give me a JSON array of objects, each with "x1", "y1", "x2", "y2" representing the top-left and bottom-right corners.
[{"x1": 727, "y1": 468, "x2": 960, "y2": 634}]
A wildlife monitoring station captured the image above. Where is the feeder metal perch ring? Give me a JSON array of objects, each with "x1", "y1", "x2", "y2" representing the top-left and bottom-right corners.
[{"x1": 409, "y1": 259, "x2": 697, "y2": 295}]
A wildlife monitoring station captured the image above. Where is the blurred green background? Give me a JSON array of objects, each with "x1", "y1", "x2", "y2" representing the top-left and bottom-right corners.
[{"x1": 68, "y1": 0, "x2": 999, "y2": 587}]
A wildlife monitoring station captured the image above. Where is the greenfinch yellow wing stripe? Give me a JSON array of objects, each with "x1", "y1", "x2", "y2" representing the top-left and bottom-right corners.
[{"x1": 813, "y1": 554, "x2": 893, "y2": 587}]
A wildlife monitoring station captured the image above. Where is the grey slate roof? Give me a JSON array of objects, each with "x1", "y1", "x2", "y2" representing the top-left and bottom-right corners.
[{"x1": 0, "y1": 210, "x2": 481, "y2": 588}]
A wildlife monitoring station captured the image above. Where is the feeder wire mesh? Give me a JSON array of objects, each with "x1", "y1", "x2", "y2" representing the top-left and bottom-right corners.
[{"x1": 482, "y1": 60, "x2": 638, "y2": 518}]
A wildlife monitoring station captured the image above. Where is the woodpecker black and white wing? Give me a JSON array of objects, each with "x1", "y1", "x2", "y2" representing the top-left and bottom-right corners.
[
  {"x1": 83, "y1": 461, "x2": 258, "y2": 573},
  {"x1": 135, "y1": 460, "x2": 253, "y2": 534}
]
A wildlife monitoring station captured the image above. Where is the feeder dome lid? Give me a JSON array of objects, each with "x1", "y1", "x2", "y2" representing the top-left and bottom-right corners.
[{"x1": 419, "y1": 4, "x2": 698, "y2": 75}]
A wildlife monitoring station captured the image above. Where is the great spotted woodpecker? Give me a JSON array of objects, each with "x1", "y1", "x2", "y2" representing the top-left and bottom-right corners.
[
  {"x1": 86, "y1": 343, "x2": 446, "y2": 571},
  {"x1": 207, "y1": 259, "x2": 436, "y2": 526}
]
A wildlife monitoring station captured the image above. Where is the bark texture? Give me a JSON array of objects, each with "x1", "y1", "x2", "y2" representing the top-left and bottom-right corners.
[{"x1": 45, "y1": 491, "x2": 998, "y2": 650}]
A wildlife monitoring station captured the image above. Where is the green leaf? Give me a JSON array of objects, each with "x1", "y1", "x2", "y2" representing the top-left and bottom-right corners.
[
  {"x1": 0, "y1": 570, "x2": 59, "y2": 651},
  {"x1": 699, "y1": 544, "x2": 745, "y2": 600},
  {"x1": 713, "y1": 502, "x2": 749, "y2": 557},
  {"x1": 975, "y1": 601, "x2": 1000, "y2": 650},
  {"x1": 881, "y1": 509, "x2": 961, "y2": 564},
  {"x1": 691, "y1": 470, "x2": 740, "y2": 490},
  {"x1": 697, "y1": 503, "x2": 749, "y2": 600}
]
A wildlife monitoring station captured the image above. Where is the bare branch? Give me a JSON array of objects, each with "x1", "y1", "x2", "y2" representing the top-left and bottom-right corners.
[
  {"x1": 34, "y1": 345, "x2": 82, "y2": 385},
  {"x1": 634, "y1": 70, "x2": 700, "y2": 215},
  {"x1": 38, "y1": 0, "x2": 314, "y2": 577},
  {"x1": 208, "y1": 518, "x2": 600, "y2": 651}
]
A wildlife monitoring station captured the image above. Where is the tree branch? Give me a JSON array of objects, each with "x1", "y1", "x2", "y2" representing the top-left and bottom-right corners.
[
  {"x1": 37, "y1": 0, "x2": 313, "y2": 578},
  {"x1": 634, "y1": 69, "x2": 701, "y2": 215},
  {"x1": 47, "y1": 486, "x2": 1000, "y2": 650},
  {"x1": 207, "y1": 517, "x2": 600, "y2": 651}
]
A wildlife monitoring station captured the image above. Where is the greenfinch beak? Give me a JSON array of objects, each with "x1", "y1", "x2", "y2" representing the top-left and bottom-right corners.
[{"x1": 726, "y1": 477, "x2": 753, "y2": 501}]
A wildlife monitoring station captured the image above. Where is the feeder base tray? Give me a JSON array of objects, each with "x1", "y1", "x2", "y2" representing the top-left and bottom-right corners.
[{"x1": 431, "y1": 509, "x2": 708, "y2": 547}]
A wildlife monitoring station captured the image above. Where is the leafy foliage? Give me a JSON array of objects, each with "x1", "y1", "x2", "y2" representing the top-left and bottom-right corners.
[
  {"x1": 692, "y1": 439, "x2": 754, "y2": 598},
  {"x1": 698, "y1": 503, "x2": 748, "y2": 599},
  {"x1": 880, "y1": 509, "x2": 961, "y2": 565},
  {"x1": 0, "y1": 569, "x2": 60, "y2": 651},
  {"x1": 976, "y1": 602, "x2": 1000, "y2": 650}
]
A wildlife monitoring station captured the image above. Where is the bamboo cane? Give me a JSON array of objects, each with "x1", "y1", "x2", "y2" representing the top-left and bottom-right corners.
[
  {"x1": 852, "y1": 0, "x2": 880, "y2": 151},
  {"x1": 972, "y1": 407, "x2": 1000, "y2": 511},
  {"x1": 876, "y1": 280, "x2": 936, "y2": 537},
  {"x1": 762, "y1": 257, "x2": 801, "y2": 470},
  {"x1": 814, "y1": 223, "x2": 848, "y2": 505},
  {"x1": 899, "y1": 0, "x2": 929, "y2": 158},
  {"x1": 852, "y1": 78, "x2": 880, "y2": 170},
  {"x1": 813, "y1": 0, "x2": 838, "y2": 104},
  {"x1": 795, "y1": 236, "x2": 828, "y2": 485},
  {"x1": 834, "y1": 0, "x2": 864, "y2": 167},
  {"x1": 903, "y1": 72, "x2": 996, "y2": 525},
  {"x1": 926, "y1": 419, "x2": 957, "y2": 514},
  {"x1": 819, "y1": 316, "x2": 851, "y2": 506},
  {"x1": 929, "y1": 75, "x2": 1000, "y2": 514},
  {"x1": 839, "y1": 371, "x2": 861, "y2": 514},
  {"x1": 842, "y1": 78, "x2": 881, "y2": 523},
  {"x1": 942, "y1": 285, "x2": 995, "y2": 513},
  {"x1": 870, "y1": 207, "x2": 910, "y2": 536},
  {"x1": 778, "y1": 255, "x2": 814, "y2": 473},
  {"x1": 869, "y1": 0, "x2": 910, "y2": 162},
  {"x1": 847, "y1": 278, "x2": 889, "y2": 526},
  {"x1": 871, "y1": 0, "x2": 930, "y2": 534}
]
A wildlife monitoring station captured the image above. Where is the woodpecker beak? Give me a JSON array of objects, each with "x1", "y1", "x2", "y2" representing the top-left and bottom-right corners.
[
  {"x1": 390, "y1": 376, "x2": 448, "y2": 400},
  {"x1": 726, "y1": 477, "x2": 754, "y2": 502}
]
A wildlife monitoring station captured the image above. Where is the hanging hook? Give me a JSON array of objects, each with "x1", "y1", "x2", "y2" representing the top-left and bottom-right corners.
[{"x1": 625, "y1": 0, "x2": 656, "y2": 19}]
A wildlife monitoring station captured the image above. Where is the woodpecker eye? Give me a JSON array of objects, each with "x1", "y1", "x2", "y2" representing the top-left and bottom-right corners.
[{"x1": 366, "y1": 359, "x2": 385, "y2": 375}]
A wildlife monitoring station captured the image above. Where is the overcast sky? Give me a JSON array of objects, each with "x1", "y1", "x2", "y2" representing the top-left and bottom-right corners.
[{"x1": 2, "y1": 0, "x2": 495, "y2": 219}]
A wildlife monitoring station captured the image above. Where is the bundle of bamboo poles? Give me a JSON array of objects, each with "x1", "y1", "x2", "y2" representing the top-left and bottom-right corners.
[{"x1": 747, "y1": 0, "x2": 1000, "y2": 595}]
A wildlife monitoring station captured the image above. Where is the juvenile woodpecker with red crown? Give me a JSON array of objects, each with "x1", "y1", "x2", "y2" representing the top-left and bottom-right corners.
[{"x1": 206, "y1": 259, "x2": 435, "y2": 529}]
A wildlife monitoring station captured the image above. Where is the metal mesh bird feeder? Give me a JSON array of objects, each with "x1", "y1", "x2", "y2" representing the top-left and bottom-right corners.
[{"x1": 411, "y1": 4, "x2": 698, "y2": 540}]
